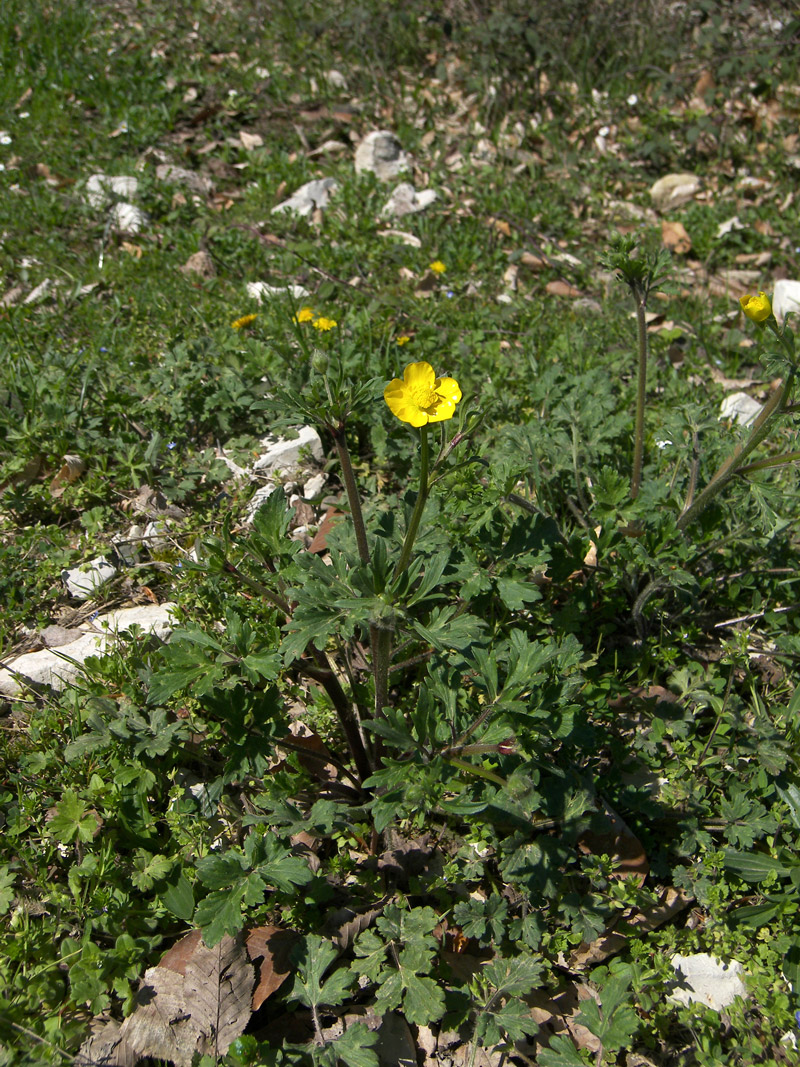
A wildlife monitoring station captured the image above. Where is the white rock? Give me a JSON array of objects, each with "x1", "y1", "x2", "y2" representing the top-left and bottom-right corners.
[
  {"x1": 650, "y1": 173, "x2": 702, "y2": 213},
  {"x1": 246, "y1": 282, "x2": 311, "y2": 302},
  {"x1": 271, "y1": 178, "x2": 339, "y2": 217},
  {"x1": 252, "y1": 426, "x2": 324, "y2": 475},
  {"x1": 0, "y1": 603, "x2": 177, "y2": 697},
  {"x1": 668, "y1": 954, "x2": 747, "y2": 1010},
  {"x1": 62, "y1": 557, "x2": 117, "y2": 600},
  {"x1": 155, "y1": 164, "x2": 214, "y2": 196},
  {"x1": 23, "y1": 279, "x2": 54, "y2": 305},
  {"x1": 245, "y1": 483, "x2": 281, "y2": 523},
  {"x1": 112, "y1": 525, "x2": 145, "y2": 566},
  {"x1": 354, "y1": 130, "x2": 409, "y2": 181},
  {"x1": 109, "y1": 202, "x2": 148, "y2": 234},
  {"x1": 772, "y1": 279, "x2": 800, "y2": 327},
  {"x1": 380, "y1": 183, "x2": 437, "y2": 219},
  {"x1": 717, "y1": 215, "x2": 745, "y2": 237},
  {"x1": 324, "y1": 69, "x2": 348, "y2": 89},
  {"x1": 142, "y1": 520, "x2": 171, "y2": 551},
  {"x1": 377, "y1": 229, "x2": 422, "y2": 248},
  {"x1": 84, "y1": 173, "x2": 139, "y2": 209},
  {"x1": 303, "y1": 472, "x2": 327, "y2": 498},
  {"x1": 719, "y1": 391, "x2": 762, "y2": 427}
]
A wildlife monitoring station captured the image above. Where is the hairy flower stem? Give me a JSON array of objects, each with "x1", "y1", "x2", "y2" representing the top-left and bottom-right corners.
[
  {"x1": 631, "y1": 291, "x2": 648, "y2": 500},
  {"x1": 393, "y1": 426, "x2": 430, "y2": 581},
  {"x1": 331, "y1": 425, "x2": 370, "y2": 566},
  {"x1": 677, "y1": 372, "x2": 794, "y2": 530}
]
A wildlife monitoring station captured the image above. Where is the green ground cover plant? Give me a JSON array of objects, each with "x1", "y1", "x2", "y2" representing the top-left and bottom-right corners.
[{"x1": 2, "y1": 2, "x2": 800, "y2": 1065}]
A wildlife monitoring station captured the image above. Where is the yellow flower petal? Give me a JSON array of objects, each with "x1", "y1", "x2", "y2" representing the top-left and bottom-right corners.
[
  {"x1": 429, "y1": 260, "x2": 446, "y2": 274},
  {"x1": 293, "y1": 306, "x2": 315, "y2": 323},
  {"x1": 739, "y1": 291, "x2": 772, "y2": 323},
  {"x1": 384, "y1": 362, "x2": 462, "y2": 425},
  {"x1": 231, "y1": 313, "x2": 258, "y2": 329}
]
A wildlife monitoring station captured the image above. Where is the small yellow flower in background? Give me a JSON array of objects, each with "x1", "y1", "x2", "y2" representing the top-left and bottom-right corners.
[
  {"x1": 739, "y1": 291, "x2": 772, "y2": 324},
  {"x1": 313, "y1": 316, "x2": 337, "y2": 332},
  {"x1": 231, "y1": 313, "x2": 258, "y2": 330},
  {"x1": 429, "y1": 260, "x2": 446, "y2": 275},
  {"x1": 293, "y1": 306, "x2": 315, "y2": 324},
  {"x1": 396, "y1": 334, "x2": 411, "y2": 346},
  {"x1": 384, "y1": 361, "x2": 462, "y2": 427}
]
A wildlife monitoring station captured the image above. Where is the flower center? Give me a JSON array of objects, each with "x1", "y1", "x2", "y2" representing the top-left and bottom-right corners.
[{"x1": 411, "y1": 385, "x2": 439, "y2": 410}]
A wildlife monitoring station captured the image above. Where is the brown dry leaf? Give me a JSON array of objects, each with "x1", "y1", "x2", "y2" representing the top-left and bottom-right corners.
[
  {"x1": 322, "y1": 906, "x2": 383, "y2": 951},
  {"x1": 661, "y1": 219, "x2": 692, "y2": 254},
  {"x1": 569, "y1": 887, "x2": 692, "y2": 968},
  {"x1": 546, "y1": 280, "x2": 581, "y2": 298},
  {"x1": 486, "y1": 216, "x2": 512, "y2": 237},
  {"x1": 246, "y1": 926, "x2": 298, "y2": 1009},
  {"x1": 121, "y1": 242, "x2": 143, "y2": 259},
  {"x1": 706, "y1": 268, "x2": 762, "y2": 299},
  {"x1": 278, "y1": 721, "x2": 339, "y2": 782},
  {"x1": 159, "y1": 930, "x2": 204, "y2": 975},
  {"x1": 519, "y1": 251, "x2": 548, "y2": 271},
  {"x1": 49, "y1": 454, "x2": 85, "y2": 497},
  {"x1": 76, "y1": 1017, "x2": 138, "y2": 1067},
  {"x1": 577, "y1": 801, "x2": 649, "y2": 885},
  {"x1": 709, "y1": 366, "x2": 766, "y2": 390},
  {"x1": 100, "y1": 933, "x2": 254, "y2": 1067},
  {"x1": 239, "y1": 130, "x2": 263, "y2": 150}
]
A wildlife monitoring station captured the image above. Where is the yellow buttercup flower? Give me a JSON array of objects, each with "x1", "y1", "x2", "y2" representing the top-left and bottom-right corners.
[
  {"x1": 739, "y1": 291, "x2": 772, "y2": 324},
  {"x1": 293, "y1": 306, "x2": 315, "y2": 324},
  {"x1": 231, "y1": 313, "x2": 258, "y2": 329},
  {"x1": 313, "y1": 316, "x2": 337, "y2": 332},
  {"x1": 384, "y1": 361, "x2": 462, "y2": 427},
  {"x1": 429, "y1": 260, "x2": 446, "y2": 274},
  {"x1": 396, "y1": 335, "x2": 411, "y2": 346}
]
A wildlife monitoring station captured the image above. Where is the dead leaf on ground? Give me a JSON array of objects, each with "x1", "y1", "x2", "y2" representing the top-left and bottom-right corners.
[
  {"x1": 49, "y1": 454, "x2": 85, "y2": 497},
  {"x1": 91, "y1": 932, "x2": 255, "y2": 1067},
  {"x1": 577, "y1": 800, "x2": 649, "y2": 885},
  {"x1": 569, "y1": 886, "x2": 693, "y2": 968},
  {"x1": 662, "y1": 219, "x2": 692, "y2": 254},
  {"x1": 246, "y1": 925, "x2": 298, "y2": 1010},
  {"x1": 322, "y1": 905, "x2": 384, "y2": 951},
  {"x1": 546, "y1": 280, "x2": 582, "y2": 298}
]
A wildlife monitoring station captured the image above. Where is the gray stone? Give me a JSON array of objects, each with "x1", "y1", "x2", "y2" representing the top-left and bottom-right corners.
[
  {"x1": 62, "y1": 556, "x2": 117, "y2": 600},
  {"x1": 650, "y1": 173, "x2": 702, "y2": 213},
  {"x1": 355, "y1": 130, "x2": 409, "y2": 181},
  {"x1": 380, "y1": 183, "x2": 437, "y2": 218},
  {"x1": 252, "y1": 426, "x2": 324, "y2": 475},
  {"x1": 303, "y1": 472, "x2": 327, "y2": 499},
  {"x1": 719, "y1": 391, "x2": 762, "y2": 428},
  {"x1": 109, "y1": 202, "x2": 148, "y2": 234},
  {"x1": 668, "y1": 953, "x2": 747, "y2": 1010},
  {"x1": 246, "y1": 281, "x2": 311, "y2": 302},
  {"x1": 271, "y1": 178, "x2": 339, "y2": 217},
  {"x1": 773, "y1": 279, "x2": 800, "y2": 326},
  {"x1": 0, "y1": 603, "x2": 177, "y2": 697},
  {"x1": 84, "y1": 173, "x2": 139, "y2": 209},
  {"x1": 155, "y1": 164, "x2": 214, "y2": 196}
]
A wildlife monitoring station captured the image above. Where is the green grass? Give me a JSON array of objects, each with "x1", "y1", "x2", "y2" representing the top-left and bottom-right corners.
[{"x1": 2, "y1": 2, "x2": 800, "y2": 1065}]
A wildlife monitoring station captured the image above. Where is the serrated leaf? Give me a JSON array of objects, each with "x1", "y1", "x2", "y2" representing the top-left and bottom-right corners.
[
  {"x1": 288, "y1": 935, "x2": 350, "y2": 1010},
  {"x1": 326, "y1": 1022, "x2": 380, "y2": 1067},
  {"x1": 537, "y1": 1034, "x2": 590, "y2": 1066},
  {"x1": 159, "y1": 871, "x2": 195, "y2": 922},
  {"x1": 48, "y1": 790, "x2": 99, "y2": 844},
  {"x1": 352, "y1": 929, "x2": 387, "y2": 981},
  {"x1": 194, "y1": 887, "x2": 247, "y2": 946},
  {"x1": 483, "y1": 952, "x2": 544, "y2": 995},
  {"x1": 396, "y1": 971, "x2": 446, "y2": 1025},
  {"x1": 480, "y1": 999, "x2": 540, "y2": 1045}
]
